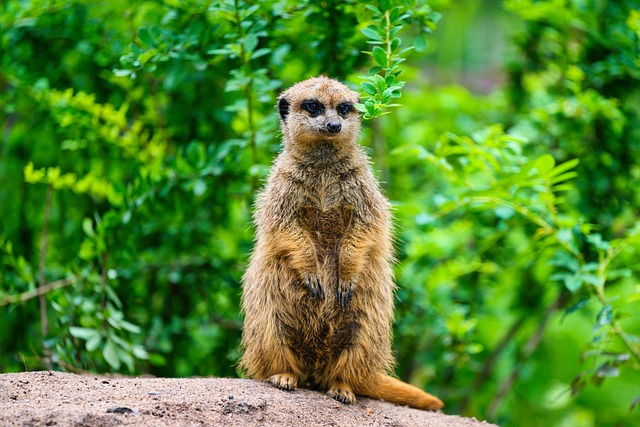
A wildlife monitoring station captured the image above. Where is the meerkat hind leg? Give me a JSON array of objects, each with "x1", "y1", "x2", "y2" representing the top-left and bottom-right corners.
[
  {"x1": 269, "y1": 373, "x2": 298, "y2": 391},
  {"x1": 327, "y1": 381, "x2": 356, "y2": 404}
]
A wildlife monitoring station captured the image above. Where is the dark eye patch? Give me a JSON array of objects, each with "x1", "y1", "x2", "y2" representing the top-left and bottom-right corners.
[
  {"x1": 337, "y1": 103, "x2": 353, "y2": 116},
  {"x1": 301, "y1": 99, "x2": 324, "y2": 117}
]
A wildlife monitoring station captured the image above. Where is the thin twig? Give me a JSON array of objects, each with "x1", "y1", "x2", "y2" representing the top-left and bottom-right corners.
[
  {"x1": 486, "y1": 292, "x2": 569, "y2": 420},
  {"x1": 101, "y1": 250, "x2": 108, "y2": 311},
  {"x1": 458, "y1": 315, "x2": 526, "y2": 413},
  {"x1": 0, "y1": 275, "x2": 79, "y2": 307},
  {"x1": 38, "y1": 185, "x2": 53, "y2": 370}
]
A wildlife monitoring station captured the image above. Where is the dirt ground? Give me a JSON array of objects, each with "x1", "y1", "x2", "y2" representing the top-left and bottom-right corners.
[{"x1": 0, "y1": 371, "x2": 498, "y2": 426}]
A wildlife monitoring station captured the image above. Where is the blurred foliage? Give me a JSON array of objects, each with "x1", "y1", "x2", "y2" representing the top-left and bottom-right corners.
[{"x1": 1, "y1": 1, "x2": 640, "y2": 426}]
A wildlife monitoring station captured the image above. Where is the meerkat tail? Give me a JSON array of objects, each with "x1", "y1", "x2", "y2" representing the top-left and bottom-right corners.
[{"x1": 356, "y1": 374, "x2": 444, "y2": 411}]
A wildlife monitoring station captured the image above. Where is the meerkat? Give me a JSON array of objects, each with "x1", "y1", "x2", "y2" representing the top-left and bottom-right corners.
[{"x1": 240, "y1": 76, "x2": 443, "y2": 411}]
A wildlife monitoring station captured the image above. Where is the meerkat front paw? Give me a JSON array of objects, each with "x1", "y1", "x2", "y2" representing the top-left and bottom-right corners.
[
  {"x1": 304, "y1": 273, "x2": 324, "y2": 300},
  {"x1": 337, "y1": 277, "x2": 355, "y2": 307},
  {"x1": 269, "y1": 373, "x2": 298, "y2": 391},
  {"x1": 327, "y1": 382, "x2": 356, "y2": 404}
]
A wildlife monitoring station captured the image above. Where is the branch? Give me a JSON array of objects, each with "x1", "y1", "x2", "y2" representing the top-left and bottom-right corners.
[
  {"x1": 458, "y1": 315, "x2": 526, "y2": 413},
  {"x1": 38, "y1": 185, "x2": 53, "y2": 369},
  {"x1": 486, "y1": 291, "x2": 569, "y2": 419},
  {"x1": 0, "y1": 275, "x2": 79, "y2": 307}
]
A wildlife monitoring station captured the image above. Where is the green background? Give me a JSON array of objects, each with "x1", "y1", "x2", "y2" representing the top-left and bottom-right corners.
[{"x1": 1, "y1": 1, "x2": 639, "y2": 426}]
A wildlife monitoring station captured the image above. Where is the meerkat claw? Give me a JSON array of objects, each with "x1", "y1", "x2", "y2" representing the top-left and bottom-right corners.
[
  {"x1": 337, "y1": 278, "x2": 354, "y2": 307},
  {"x1": 305, "y1": 273, "x2": 324, "y2": 300}
]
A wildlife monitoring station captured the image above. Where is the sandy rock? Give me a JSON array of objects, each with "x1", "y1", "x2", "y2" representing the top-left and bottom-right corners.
[{"x1": 0, "y1": 371, "x2": 498, "y2": 426}]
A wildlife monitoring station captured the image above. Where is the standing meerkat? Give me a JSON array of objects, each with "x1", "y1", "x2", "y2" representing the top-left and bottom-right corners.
[{"x1": 240, "y1": 76, "x2": 443, "y2": 411}]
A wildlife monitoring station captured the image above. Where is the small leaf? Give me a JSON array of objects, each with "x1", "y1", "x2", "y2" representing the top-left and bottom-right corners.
[
  {"x1": 548, "y1": 158, "x2": 580, "y2": 178},
  {"x1": 86, "y1": 334, "x2": 102, "y2": 352},
  {"x1": 391, "y1": 37, "x2": 401, "y2": 52},
  {"x1": 564, "y1": 274, "x2": 582, "y2": 292},
  {"x1": 373, "y1": 74, "x2": 387, "y2": 92},
  {"x1": 112, "y1": 69, "x2": 132, "y2": 77},
  {"x1": 103, "y1": 339, "x2": 121, "y2": 370},
  {"x1": 549, "y1": 171, "x2": 578, "y2": 185},
  {"x1": 24, "y1": 162, "x2": 46, "y2": 184},
  {"x1": 360, "y1": 26, "x2": 382, "y2": 41},
  {"x1": 353, "y1": 103, "x2": 367, "y2": 113},
  {"x1": 120, "y1": 320, "x2": 142, "y2": 334},
  {"x1": 193, "y1": 179, "x2": 207, "y2": 197},
  {"x1": 534, "y1": 154, "x2": 556, "y2": 174},
  {"x1": 132, "y1": 345, "x2": 149, "y2": 360},
  {"x1": 243, "y1": 34, "x2": 258, "y2": 54},
  {"x1": 137, "y1": 26, "x2": 154, "y2": 47},
  {"x1": 372, "y1": 46, "x2": 387, "y2": 67},
  {"x1": 594, "y1": 305, "x2": 613, "y2": 331},
  {"x1": 564, "y1": 298, "x2": 589, "y2": 317},
  {"x1": 82, "y1": 217, "x2": 95, "y2": 237},
  {"x1": 69, "y1": 326, "x2": 99, "y2": 341},
  {"x1": 586, "y1": 233, "x2": 610, "y2": 251},
  {"x1": 361, "y1": 82, "x2": 377, "y2": 96},
  {"x1": 250, "y1": 48, "x2": 271, "y2": 60},
  {"x1": 595, "y1": 362, "x2": 619, "y2": 378}
]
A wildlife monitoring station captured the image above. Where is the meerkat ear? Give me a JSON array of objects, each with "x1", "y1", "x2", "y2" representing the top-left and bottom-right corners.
[{"x1": 278, "y1": 98, "x2": 290, "y2": 122}]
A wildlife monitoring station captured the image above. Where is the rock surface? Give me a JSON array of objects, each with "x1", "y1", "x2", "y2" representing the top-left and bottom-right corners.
[{"x1": 0, "y1": 371, "x2": 498, "y2": 426}]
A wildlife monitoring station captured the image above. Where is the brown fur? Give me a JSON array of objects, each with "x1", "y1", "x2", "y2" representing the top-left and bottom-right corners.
[{"x1": 240, "y1": 76, "x2": 443, "y2": 411}]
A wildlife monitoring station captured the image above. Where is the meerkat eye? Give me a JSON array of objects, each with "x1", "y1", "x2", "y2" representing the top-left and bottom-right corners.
[
  {"x1": 301, "y1": 100, "x2": 323, "y2": 116},
  {"x1": 337, "y1": 103, "x2": 352, "y2": 116}
]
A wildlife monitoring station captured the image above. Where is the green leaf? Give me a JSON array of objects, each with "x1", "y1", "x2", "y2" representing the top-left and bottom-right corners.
[
  {"x1": 69, "y1": 326, "x2": 99, "y2": 341},
  {"x1": 250, "y1": 48, "x2": 271, "y2": 60},
  {"x1": 361, "y1": 82, "x2": 377, "y2": 96},
  {"x1": 86, "y1": 334, "x2": 102, "y2": 352},
  {"x1": 132, "y1": 345, "x2": 149, "y2": 360},
  {"x1": 137, "y1": 26, "x2": 154, "y2": 47},
  {"x1": 595, "y1": 362, "x2": 619, "y2": 378},
  {"x1": 534, "y1": 154, "x2": 556, "y2": 174},
  {"x1": 120, "y1": 320, "x2": 142, "y2": 334},
  {"x1": 103, "y1": 339, "x2": 121, "y2": 370},
  {"x1": 360, "y1": 27, "x2": 382, "y2": 41},
  {"x1": 353, "y1": 103, "x2": 367, "y2": 113},
  {"x1": 594, "y1": 305, "x2": 613, "y2": 331},
  {"x1": 373, "y1": 74, "x2": 387, "y2": 92},
  {"x1": 82, "y1": 218, "x2": 95, "y2": 237},
  {"x1": 24, "y1": 162, "x2": 46, "y2": 184},
  {"x1": 564, "y1": 274, "x2": 582, "y2": 292},
  {"x1": 391, "y1": 37, "x2": 401, "y2": 52},
  {"x1": 112, "y1": 69, "x2": 132, "y2": 77},
  {"x1": 193, "y1": 179, "x2": 207, "y2": 196},
  {"x1": 564, "y1": 299, "x2": 590, "y2": 317},
  {"x1": 548, "y1": 158, "x2": 580, "y2": 178},
  {"x1": 372, "y1": 46, "x2": 387, "y2": 67},
  {"x1": 243, "y1": 34, "x2": 258, "y2": 54},
  {"x1": 586, "y1": 233, "x2": 610, "y2": 251},
  {"x1": 549, "y1": 171, "x2": 578, "y2": 185}
]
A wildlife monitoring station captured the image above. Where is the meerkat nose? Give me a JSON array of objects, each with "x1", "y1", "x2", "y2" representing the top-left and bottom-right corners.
[{"x1": 327, "y1": 121, "x2": 342, "y2": 133}]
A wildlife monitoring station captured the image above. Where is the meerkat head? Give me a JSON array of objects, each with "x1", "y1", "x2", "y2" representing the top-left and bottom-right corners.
[{"x1": 277, "y1": 76, "x2": 361, "y2": 148}]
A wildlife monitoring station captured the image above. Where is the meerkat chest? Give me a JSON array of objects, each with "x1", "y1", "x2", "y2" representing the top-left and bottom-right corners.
[{"x1": 296, "y1": 175, "x2": 360, "y2": 244}]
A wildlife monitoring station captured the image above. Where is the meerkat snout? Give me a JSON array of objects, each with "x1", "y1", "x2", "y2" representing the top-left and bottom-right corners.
[{"x1": 326, "y1": 121, "x2": 341, "y2": 133}]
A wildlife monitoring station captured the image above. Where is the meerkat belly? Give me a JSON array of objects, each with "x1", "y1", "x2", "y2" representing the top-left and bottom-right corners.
[{"x1": 283, "y1": 302, "x2": 362, "y2": 375}]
